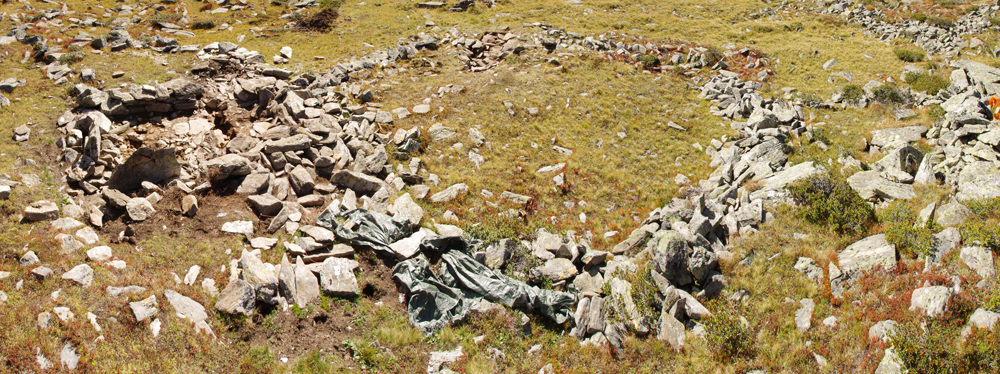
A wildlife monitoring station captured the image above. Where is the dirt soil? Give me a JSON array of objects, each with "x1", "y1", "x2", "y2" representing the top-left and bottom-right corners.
[
  {"x1": 240, "y1": 252, "x2": 405, "y2": 362},
  {"x1": 297, "y1": 9, "x2": 339, "y2": 33}
]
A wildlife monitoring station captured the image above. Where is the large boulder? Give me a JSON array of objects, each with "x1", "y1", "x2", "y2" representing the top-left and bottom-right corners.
[
  {"x1": 956, "y1": 161, "x2": 1000, "y2": 202},
  {"x1": 202, "y1": 154, "x2": 253, "y2": 180},
  {"x1": 318, "y1": 257, "x2": 359, "y2": 297},
  {"x1": 239, "y1": 251, "x2": 279, "y2": 304},
  {"x1": 24, "y1": 200, "x2": 59, "y2": 221},
  {"x1": 214, "y1": 279, "x2": 255, "y2": 315},
  {"x1": 960, "y1": 246, "x2": 995, "y2": 279},
  {"x1": 869, "y1": 126, "x2": 927, "y2": 148},
  {"x1": 847, "y1": 171, "x2": 915, "y2": 201},
  {"x1": 833, "y1": 234, "x2": 897, "y2": 295},
  {"x1": 909, "y1": 286, "x2": 951, "y2": 317},
  {"x1": 330, "y1": 170, "x2": 386, "y2": 196}
]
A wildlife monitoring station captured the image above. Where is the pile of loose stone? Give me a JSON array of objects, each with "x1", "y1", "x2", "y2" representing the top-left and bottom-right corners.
[{"x1": 819, "y1": 1, "x2": 1000, "y2": 56}]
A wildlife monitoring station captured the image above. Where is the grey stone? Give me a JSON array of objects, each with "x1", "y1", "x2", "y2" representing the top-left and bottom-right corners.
[
  {"x1": 956, "y1": 161, "x2": 1000, "y2": 202},
  {"x1": 248, "y1": 194, "x2": 283, "y2": 216},
  {"x1": 104, "y1": 189, "x2": 130, "y2": 210},
  {"x1": 847, "y1": 171, "x2": 915, "y2": 201},
  {"x1": 795, "y1": 298, "x2": 815, "y2": 332},
  {"x1": 20, "y1": 250, "x2": 39, "y2": 267},
  {"x1": 300, "y1": 225, "x2": 336, "y2": 243},
  {"x1": 240, "y1": 251, "x2": 279, "y2": 304},
  {"x1": 215, "y1": 278, "x2": 255, "y2": 315},
  {"x1": 869, "y1": 320, "x2": 898, "y2": 342},
  {"x1": 222, "y1": 221, "x2": 254, "y2": 237},
  {"x1": 935, "y1": 199, "x2": 970, "y2": 227},
  {"x1": 289, "y1": 165, "x2": 315, "y2": 196},
  {"x1": 50, "y1": 218, "x2": 84, "y2": 232},
  {"x1": 164, "y1": 289, "x2": 208, "y2": 324},
  {"x1": 391, "y1": 193, "x2": 423, "y2": 228},
  {"x1": 264, "y1": 134, "x2": 312, "y2": 153},
  {"x1": 182, "y1": 195, "x2": 198, "y2": 217},
  {"x1": 573, "y1": 267, "x2": 604, "y2": 296},
  {"x1": 126, "y1": 197, "x2": 155, "y2": 221},
  {"x1": 129, "y1": 295, "x2": 159, "y2": 322},
  {"x1": 794, "y1": 257, "x2": 824, "y2": 284},
  {"x1": 484, "y1": 239, "x2": 514, "y2": 269},
  {"x1": 319, "y1": 257, "x2": 359, "y2": 297},
  {"x1": 658, "y1": 306, "x2": 685, "y2": 351},
  {"x1": 529, "y1": 258, "x2": 579, "y2": 283},
  {"x1": 24, "y1": 200, "x2": 59, "y2": 221},
  {"x1": 839, "y1": 234, "x2": 897, "y2": 279},
  {"x1": 86, "y1": 246, "x2": 113, "y2": 262},
  {"x1": 750, "y1": 162, "x2": 822, "y2": 200},
  {"x1": 652, "y1": 230, "x2": 693, "y2": 287},
  {"x1": 909, "y1": 285, "x2": 951, "y2": 317},
  {"x1": 202, "y1": 154, "x2": 253, "y2": 180},
  {"x1": 237, "y1": 173, "x2": 271, "y2": 194},
  {"x1": 330, "y1": 170, "x2": 386, "y2": 196},
  {"x1": 389, "y1": 228, "x2": 432, "y2": 260},
  {"x1": 107, "y1": 285, "x2": 147, "y2": 298},
  {"x1": 869, "y1": 126, "x2": 927, "y2": 148},
  {"x1": 61, "y1": 264, "x2": 94, "y2": 287},
  {"x1": 107, "y1": 147, "x2": 180, "y2": 192},
  {"x1": 875, "y1": 348, "x2": 904, "y2": 374},
  {"x1": 294, "y1": 257, "x2": 320, "y2": 307},
  {"x1": 960, "y1": 246, "x2": 995, "y2": 278},
  {"x1": 431, "y1": 183, "x2": 469, "y2": 203}
]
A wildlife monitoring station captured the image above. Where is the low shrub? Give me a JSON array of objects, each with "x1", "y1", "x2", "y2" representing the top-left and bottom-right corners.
[
  {"x1": 880, "y1": 201, "x2": 937, "y2": 258},
  {"x1": 904, "y1": 73, "x2": 949, "y2": 95},
  {"x1": 842, "y1": 84, "x2": 865, "y2": 102},
  {"x1": 911, "y1": 13, "x2": 928, "y2": 22},
  {"x1": 704, "y1": 304, "x2": 757, "y2": 363},
  {"x1": 894, "y1": 320, "x2": 1000, "y2": 373},
  {"x1": 788, "y1": 172, "x2": 875, "y2": 235},
  {"x1": 871, "y1": 85, "x2": 906, "y2": 104},
  {"x1": 894, "y1": 48, "x2": 926, "y2": 62},
  {"x1": 638, "y1": 54, "x2": 660, "y2": 70}
]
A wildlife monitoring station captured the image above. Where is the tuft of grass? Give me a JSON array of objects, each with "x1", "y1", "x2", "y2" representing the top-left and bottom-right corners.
[
  {"x1": 911, "y1": 13, "x2": 929, "y2": 22},
  {"x1": 894, "y1": 48, "x2": 925, "y2": 63},
  {"x1": 293, "y1": 350, "x2": 332, "y2": 373},
  {"x1": 788, "y1": 172, "x2": 875, "y2": 235},
  {"x1": 926, "y1": 16, "x2": 956, "y2": 29},
  {"x1": 319, "y1": 0, "x2": 344, "y2": 9}
]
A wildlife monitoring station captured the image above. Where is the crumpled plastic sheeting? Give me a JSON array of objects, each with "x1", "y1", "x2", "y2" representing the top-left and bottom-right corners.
[
  {"x1": 394, "y1": 236, "x2": 576, "y2": 334},
  {"x1": 316, "y1": 208, "x2": 412, "y2": 255}
]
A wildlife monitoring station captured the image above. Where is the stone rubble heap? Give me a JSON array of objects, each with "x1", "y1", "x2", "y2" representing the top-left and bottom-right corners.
[{"x1": 820, "y1": 1, "x2": 1000, "y2": 56}]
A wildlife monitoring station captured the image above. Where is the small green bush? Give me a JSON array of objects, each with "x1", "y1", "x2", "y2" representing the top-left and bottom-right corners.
[
  {"x1": 842, "y1": 84, "x2": 865, "y2": 102},
  {"x1": 880, "y1": 201, "x2": 937, "y2": 258},
  {"x1": 959, "y1": 197, "x2": 1000, "y2": 251},
  {"x1": 905, "y1": 73, "x2": 949, "y2": 94},
  {"x1": 894, "y1": 48, "x2": 926, "y2": 62},
  {"x1": 871, "y1": 85, "x2": 906, "y2": 104},
  {"x1": 638, "y1": 54, "x2": 660, "y2": 69},
  {"x1": 990, "y1": 17, "x2": 1000, "y2": 27},
  {"x1": 788, "y1": 172, "x2": 875, "y2": 235},
  {"x1": 911, "y1": 13, "x2": 928, "y2": 22},
  {"x1": 704, "y1": 306, "x2": 757, "y2": 363}
]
